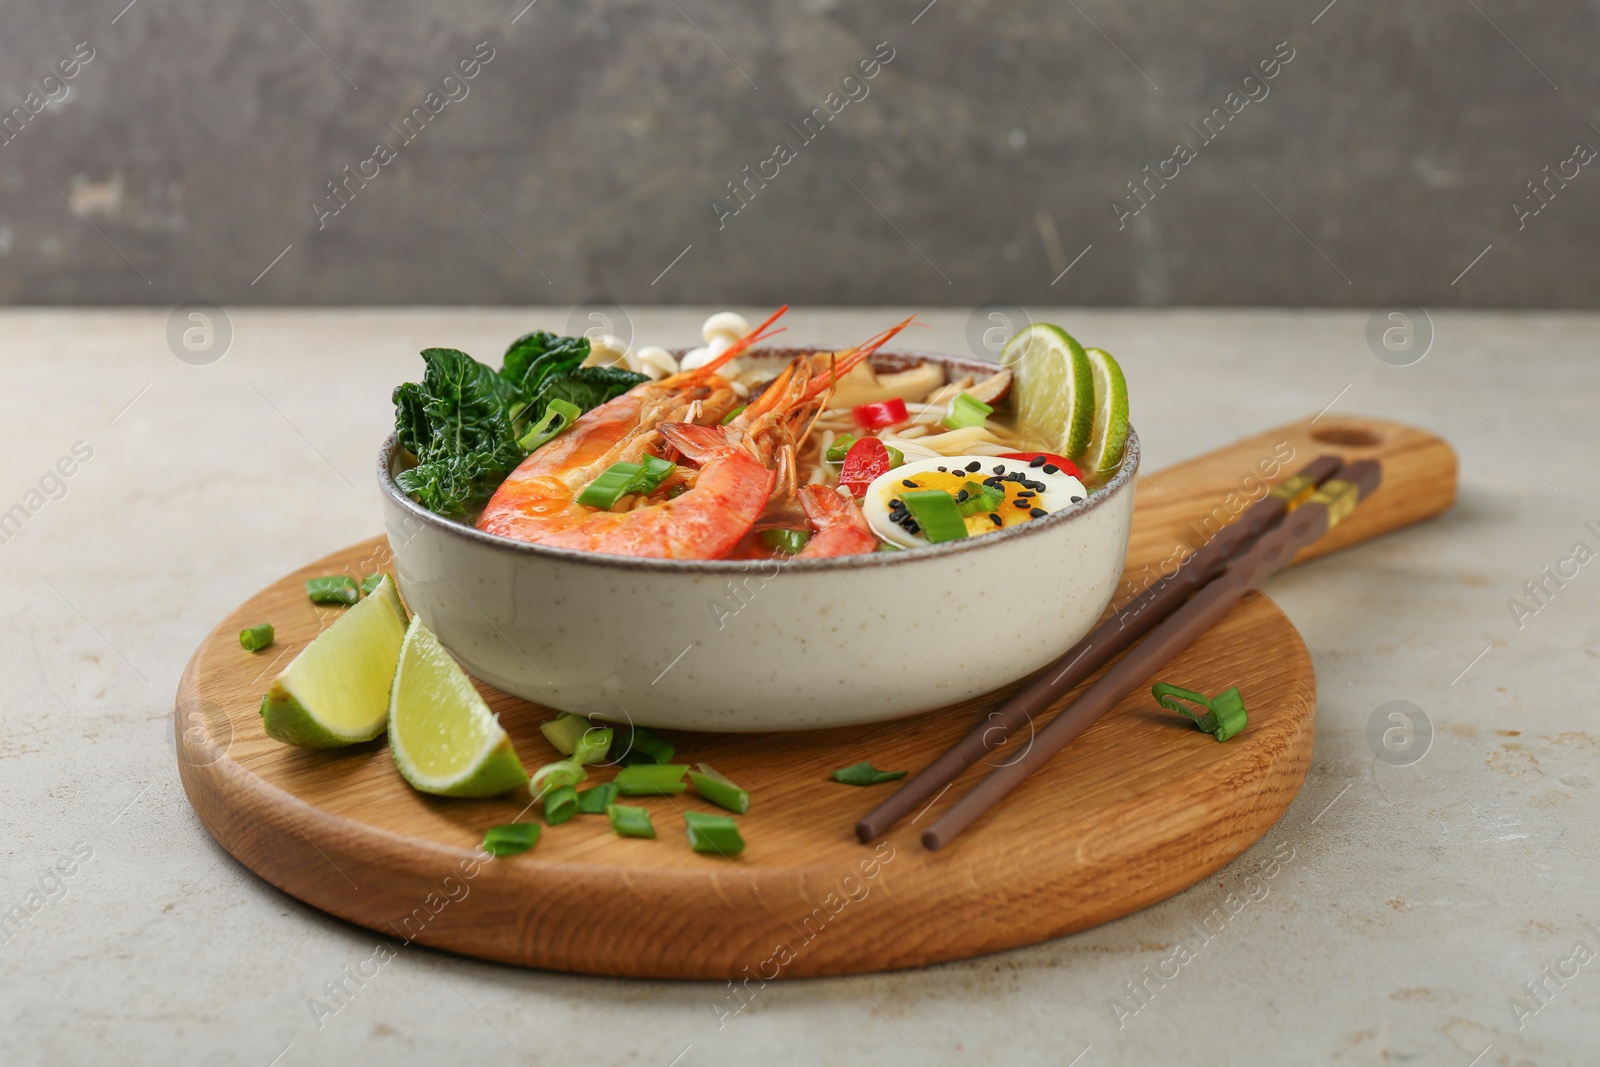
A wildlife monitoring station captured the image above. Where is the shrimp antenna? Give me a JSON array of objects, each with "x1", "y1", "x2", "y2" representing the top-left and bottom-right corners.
[
  {"x1": 668, "y1": 305, "x2": 789, "y2": 385},
  {"x1": 803, "y1": 315, "x2": 916, "y2": 401}
]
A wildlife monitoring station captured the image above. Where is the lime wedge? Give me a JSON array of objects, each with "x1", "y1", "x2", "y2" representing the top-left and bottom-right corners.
[
  {"x1": 999, "y1": 323, "x2": 1094, "y2": 458},
  {"x1": 388, "y1": 615, "x2": 528, "y2": 797},
  {"x1": 1081, "y1": 347, "x2": 1130, "y2": 479},
  {"x1": 260, "y1": 574, "x2": 408, "y2": 747}
]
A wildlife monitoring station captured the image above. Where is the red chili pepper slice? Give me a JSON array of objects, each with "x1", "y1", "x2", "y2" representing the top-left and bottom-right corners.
[
  {"x1": 852, "y1": 397, "x2": 908, "y2": 430},
  {"x1": 999, "y1": 451, "x2": 1081, "y2": 478},
  {"x1": 839, "y1": 436, "x2": 892, "y2": 497}
]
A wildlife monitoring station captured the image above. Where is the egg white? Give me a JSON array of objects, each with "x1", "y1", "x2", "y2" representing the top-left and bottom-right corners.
[{"x1": 861, "y1": 454, "x2": 1088, "y2": 549}]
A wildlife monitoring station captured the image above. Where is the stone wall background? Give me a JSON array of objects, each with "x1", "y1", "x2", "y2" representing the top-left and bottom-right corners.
[{"x1": 0, "y1": 0, "x2": 1595, "y2": 307}]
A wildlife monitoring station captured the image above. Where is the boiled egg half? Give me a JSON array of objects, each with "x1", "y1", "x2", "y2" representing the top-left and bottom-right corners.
[{"x1": 862, "y1": 454, "x2": 1088, "y2": 549}]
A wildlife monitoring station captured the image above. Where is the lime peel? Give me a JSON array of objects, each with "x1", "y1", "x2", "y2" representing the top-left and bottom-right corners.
[
  {"x1": 260, "y1": 574, "x2": 407, "y2": 748},
  {"x1": 388, "y1": 615, "x2": 529, "y2": 798},
  {"x1": 999, "y1": 324, "x2": 1094, "y2": 459},
  {"x1": 1082, "y1": 347, "x2": 1130, "y2": 478}
]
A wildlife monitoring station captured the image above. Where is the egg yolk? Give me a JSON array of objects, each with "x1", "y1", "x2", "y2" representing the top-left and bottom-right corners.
[{"x1": 883, "y1": 468, "x2": 1044, "y2": 536}]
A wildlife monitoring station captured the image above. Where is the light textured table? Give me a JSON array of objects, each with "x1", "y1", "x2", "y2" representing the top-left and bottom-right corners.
[{"x1": 2, "y1": 308, "x2": 1595, "y2": 1066}]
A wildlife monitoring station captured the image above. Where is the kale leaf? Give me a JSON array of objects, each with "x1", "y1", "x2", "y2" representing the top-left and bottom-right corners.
[
  {"x1": 500, "y1": 331, "x2": 589, "y2": 406},
  {"x1": 393, "y1": 339, "x2": 649, "y2": 521},
  {"x1": 533, "y1": 365, "x2": 648, "y2": 416},
  {"x1": 393, "y1": 348, "x2": 525, "y2": 520}
]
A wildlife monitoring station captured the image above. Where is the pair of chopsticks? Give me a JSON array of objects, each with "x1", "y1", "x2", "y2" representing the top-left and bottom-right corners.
[{"x1": 857, "y1": 454, "x2": 1382, "y2": 850}]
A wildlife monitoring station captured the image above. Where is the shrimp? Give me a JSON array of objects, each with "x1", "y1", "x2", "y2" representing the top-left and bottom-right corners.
[
  {"x1": 795, "y1": 485, "x2": 877, "y2": 558},
  {"x1": 484, "y1": 307, "x2": 787, "y2": 506},
  {"x1": 478, "y1": 314, "x2": 914, "y2": 559}
]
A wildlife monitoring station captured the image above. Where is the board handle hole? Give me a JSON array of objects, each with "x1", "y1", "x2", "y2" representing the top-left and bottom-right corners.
[{"x1": 1311, "y1": 425, "x2": 1383, "y2": 447}]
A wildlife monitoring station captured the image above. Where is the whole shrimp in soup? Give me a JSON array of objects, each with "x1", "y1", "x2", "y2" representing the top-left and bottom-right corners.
[{"x1": 477, "y1": 313, "x2": 912, "y2": 559}]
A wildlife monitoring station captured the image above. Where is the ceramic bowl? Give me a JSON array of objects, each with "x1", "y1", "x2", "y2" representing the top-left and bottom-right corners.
[{"x1": 377, "y1": 347, "x2": 1139, "y2": 732}]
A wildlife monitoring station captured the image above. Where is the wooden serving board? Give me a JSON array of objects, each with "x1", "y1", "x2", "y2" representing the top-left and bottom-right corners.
[{"x1": 175, "y1": 416, "x2": 1455, "y2": 979}]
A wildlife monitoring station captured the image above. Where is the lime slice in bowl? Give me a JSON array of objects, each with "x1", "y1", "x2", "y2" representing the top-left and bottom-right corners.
[
  {"x1": 1081, "y1": 347, "x2": 1130, "y2": 479},
  {"x1": 999, "y1": 323, "x2": 1094, "y2": 458},
  {"x1": 260, "y1": 574, "x2": 408, "y2": 747},
  {"x1": 388, "y1": 615, "x2": 529, "y2": 797}
]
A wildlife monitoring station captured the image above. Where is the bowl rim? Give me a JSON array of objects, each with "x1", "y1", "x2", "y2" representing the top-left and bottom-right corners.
[{"x1": 377, "y1": 345, "x2": 1140, "y2": 574}]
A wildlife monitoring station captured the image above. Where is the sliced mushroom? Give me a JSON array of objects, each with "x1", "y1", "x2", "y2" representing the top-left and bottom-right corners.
[
  {"x1": 829, "y1": 360, "x2": 947, "y2": 410},
  {"x1": 921, "y1": 375, "x2": 976, "y2": 412},
  {"x1": 965, "y1": 366, "x2": 1013, "y2": 405}
]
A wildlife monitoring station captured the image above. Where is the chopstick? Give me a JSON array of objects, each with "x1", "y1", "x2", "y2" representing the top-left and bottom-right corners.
[
  {"x1": 855, "y1": 453, "x2": 1345, "y2": 843},
  {"x1": 919, "y1": 459, "x2": 1382, "y2": 850}
]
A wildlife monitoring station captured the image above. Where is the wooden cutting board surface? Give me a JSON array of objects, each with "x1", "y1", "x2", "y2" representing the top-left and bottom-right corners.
[{"x1": 174, "y1": 416, "x2": 1455, "y2": 978}]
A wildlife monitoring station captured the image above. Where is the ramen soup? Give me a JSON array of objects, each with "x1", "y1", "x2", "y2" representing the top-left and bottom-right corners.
[{"x1": 396, "y1": 308, "x2": 1128, "y2": 561}]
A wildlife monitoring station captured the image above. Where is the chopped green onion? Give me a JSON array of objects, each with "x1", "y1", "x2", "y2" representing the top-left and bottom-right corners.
[
  {"x1": 571, "y1": 725, "x2": 613, "y2": 765},
  {"x1": 239, "y1": 623, "x2": 275, "y2": 652},
  {"x1": 942, "y1": 391, "x2": 994, "y2": 431},
  {"x1": 683, "y1": 811, "x2": 745, "y2": 855},
  {"x1": 955, "y1": 480, "x2": 1004, "y2": 517},
  {"x1": 689, "y1": 763, "x2": 750, "y2": 815},
  {"x1": 875, "y1": 542, "x2": 901, "y2": 552},
  {"x1": 1153, "y1": 683, "x2": 1249, "y2": 742},
  {"x1": 305, "y1": 576, "x2": 360, "y2": 606},
  {"x1": 610, "y1": 725, "x2": 676, "y2": 766},
  {"x1": 831, "y1": 761, "x2": 908, "y2": 786},
  {"x1": 615, "y1": 763, "x2": 688, "y2": 796},
  {"x1": 529, "y1": 759, "x2": 587, "y2": 799},
  {"x1": 539, "y1": 713, "x2": 586, "y2": 755},
  {"x1": 359, "y1": 574, "x2": 384, "y2": 596},
  {"x1": 884, "y1": 444, "x2": 906, "y2": 469},
  {"x1": 544, "y1": 784, "x2": 579, "y2": 825},
  {"x1": 606, "y1": 803, "x2": 656, "y2": 838},
  {"x1": 577, "y1": 462, "x2": 644, "y2": 510},
  {"x1": 636, "y1": 454, "x2": 676, "y2": 490},
  {"x1": 721, "y1": 405, "x2": 747, "y2": 425},
  {"x1": 481, "y1": 822, "x2": 540, "y2": 857},
  {"x1": 540, "y1": 713, "x2": 614, "y2": 764},
  {"x1": 901, "y1": 490, "x2": 969, "y2": 543},
  {"x1": 577, "y1": 457, "x2": 678, "y2": 510},
  {"x1": 576, "y1": 782, "x2": 618, "y2": 815},
  {"x1": 761, "y1": 528, "x2": 811, "y2": 555},
  {"x1": 518, "y1": 398, "x2": 583, "y2": 451}
]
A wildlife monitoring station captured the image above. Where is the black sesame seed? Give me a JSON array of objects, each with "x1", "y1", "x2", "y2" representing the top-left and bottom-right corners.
[
  {"x1": 1029, "y1": 507, "x2": 1047, "y2": 518},
  {"x1": 1028, "y1": 456, "x2": 1046, "y2": 468},
  {"x1": 988, "y1": 513, "x2": 1002, "y2": 526},
  {"x1": 965, "y1": 461, "x2": 982, "y2": 473},
  {"x1": 993, "y1": 465, "x2": 1005, "y2": 475},
  {"x1": 1042, "y1": 464, "x2": 1060, "y2": 474},
  {"x1": 955, "y1": 489, "x2": 969, "y2": 503},
  {"x1": 902, "y1": 479, "x2": 918, "y2": 488},
  {"x1": 983, "y1": 477, "x2": 1003, "y2": 488},
  {"x1": 937, "y1": 466, "x2": 948, "y2": 473},
  {"x1": 1071, "y1": 495, "x2": 1084, "y2": 503},
  {"x1": 1013, "y1": 500, "x2": 1030, "y2": 509},
  {"x1": 1026, "y1": 480, "x2": 1047, "y2": 492},
  {"x1": 1016, "y1": 491, "x2": 1035, "y2": 498}
]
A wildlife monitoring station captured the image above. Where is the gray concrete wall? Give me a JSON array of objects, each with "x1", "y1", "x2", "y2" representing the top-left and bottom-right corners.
[{"x1": 1, "y1": 1, "x2": 1594, "y2": 307}]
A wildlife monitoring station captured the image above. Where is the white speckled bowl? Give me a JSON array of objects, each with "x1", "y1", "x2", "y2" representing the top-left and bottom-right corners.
[{"x1": 378, "y1": 348, "x2": 1138, "y2": 732}]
